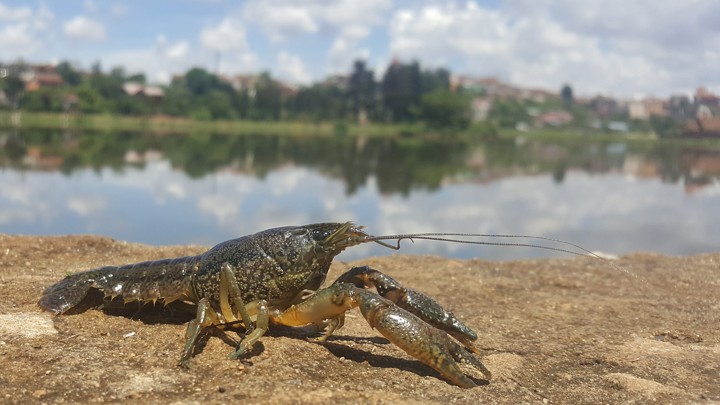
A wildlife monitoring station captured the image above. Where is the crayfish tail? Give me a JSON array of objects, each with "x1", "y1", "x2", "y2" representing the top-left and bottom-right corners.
[
  {"x1": 39, "y1": 256, "x2": 200, "y2": 314},
  {"x1": 38, "y1": 270, "x2": 99, "y2": 314}
]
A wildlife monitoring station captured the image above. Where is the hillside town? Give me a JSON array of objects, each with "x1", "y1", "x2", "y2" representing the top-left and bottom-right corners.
[{"x1": 1, "y1": 60, "x2": 718, "y2": 137}]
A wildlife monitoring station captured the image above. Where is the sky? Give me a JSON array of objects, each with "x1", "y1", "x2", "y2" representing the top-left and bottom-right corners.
[{"x1": 0, "y1": 0, "x2": 718, "y2": 98}]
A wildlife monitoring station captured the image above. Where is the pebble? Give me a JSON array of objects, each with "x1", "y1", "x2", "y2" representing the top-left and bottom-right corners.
[{"x1": 32, "y1": 389, "x2": 47, "y2": 398}]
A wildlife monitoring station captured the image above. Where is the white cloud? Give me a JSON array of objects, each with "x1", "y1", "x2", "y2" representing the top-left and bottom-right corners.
[
  {"x1": 326, "y1": 37, "x2": 371, "y2": 74},
  {"x1": 83, "y1": 0, "x2": 97, "y2": 13},
  {"x1": 243, "y1": 2, "x2": 319, "y2": 42},
  {"x1": 197, "y1": 17, "x2": 259, "y2": 75},
  {"x1": 0, "y1": 3, "x2": 32, "y2": 21},
  {"x1": 200, "y1": 17, "x2": 249, "y2": 52},
  {"x1": 63, "y1": 15, "x2": 105, "y2": 41},
  {"x1": 241, "y1": 0, "x2": 391, "y2": 74},
  {"x1": 276, "y1": 51, "x2": 311, "y2": 84},
  {"x1": 101, "y1": 36, "x2": 195, "y2": 84},
  {"x1": 0, "y1": 23, "x2": 36, "y2": 54},
  {"x1": 0, "y1": 4, "x2": 53, "y2": 58},
  {"x1": 165, "y1": 41, "x2": 189, "y2": 60},
  {"x1": 387, "y1": 1, "x2": 720, "y2": 97}
]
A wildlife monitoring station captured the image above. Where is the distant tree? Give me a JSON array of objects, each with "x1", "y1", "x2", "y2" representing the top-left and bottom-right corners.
[
  {"x1": 185, "y1": 68, "x2": 218, "y2": 96},
  {"x1": 233, "y1": 89, "x2": 252, "y2": 119},
  {"x1": 206, "y1": 90, "x2": 234, "y2": 119},
  {"x1": 88, "y1": 74, "x2": 124, "y2": 101},
  {"x1": 162, "y1": 85, "x2": 192, "y2": 116},
  {"x1": 290, "y1": 83, "x2": 347, "y2": 121},
  {"x1": 381, "y1": 60, "x2": 422, "y2": 122},
  {"x1": 488, "y1": 99, "x2": 529, "y2": 128},
  {"x1": 91, "y1": 61, "x2": 102, "y2": 75},
  {"x1": 114, "y1": 94, "x2": 148, "y2": 115},
  {"x1": 418, "y1": 89, "x2": 471, "y2": 129},
  {"x1": 77, "y1": 84, "x2": 105, "y2": 113},
  {"x1": 561, "y1": 84, "x2": 574, "y2": 108},
  {"x1": 21, "y1": 89, "x2": 62, "y2": 111},
  {"x1": 348, "y1": 60, "x2": 375, "y2": 120},
  {"x1": 421, "y1": 68, "x2": 450, "y2": 93},
  {"x1": 254, "y1": 72, "x2": 282, "y2": 120},
  {"x1": 1, "y1": 73, "x2": 25, "y2": 108},
  {"x1": 110, "y1": 66, "x2": 126, "y2": 80},
  {"x1": 126, "y1": 73, "x2": 146, "y2": 84},
  {"x1": 650, "y1": 116, "x2": 682, "y2": 138},
  {"x1": 55, "y1": 61, "x2": 83, "y2": 86}
]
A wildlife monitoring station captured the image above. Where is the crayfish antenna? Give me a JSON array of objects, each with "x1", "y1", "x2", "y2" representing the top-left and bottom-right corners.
[{"x1": 364, "y1": 232, "x2": 647, "y2": 286}]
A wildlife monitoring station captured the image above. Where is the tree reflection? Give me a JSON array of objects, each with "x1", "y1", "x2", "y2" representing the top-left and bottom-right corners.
[{"x1": 1, "y1": 129, "x2": 719, "y2": 195}]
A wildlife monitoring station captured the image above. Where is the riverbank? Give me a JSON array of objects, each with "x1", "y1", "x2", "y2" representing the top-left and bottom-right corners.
[
  {"x1": 0, "y1": 111, "x2": 424, "y2": 137},
  {"x1": 0, "y1": 234, "x2": 717, "y2": 404}
]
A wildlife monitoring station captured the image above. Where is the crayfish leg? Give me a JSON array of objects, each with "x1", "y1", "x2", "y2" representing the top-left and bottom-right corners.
[
  {"x1": 179, "y1": 297, "x2": 218, "y2": 368},
  {"x1": 229, "y1": 300, "x2": 269, "y2": 359}
]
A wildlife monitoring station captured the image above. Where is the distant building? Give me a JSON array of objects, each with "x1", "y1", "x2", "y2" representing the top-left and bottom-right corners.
[
  {"x1": 452, "y1": 76, "x2": 522, "y2": 98},
  {"x1": 667, "y1": 95, "x2": 692, "y2": 119},
  {"x1": 644, "y1": 98, "x2": 667, "y2": 117},
  {"x1": 685, "y1": 117, "x2": 720, "y2": 137},
  {"x1": 223, "y1": 74, "x2": 260, "y2": 97},
  {"x1": 0, "y1": 63, "x2": 65, "y2": 91},
  {"x1": 694, "y1": 87, "x2": 720, "y2": 118},
  {"x1": 535, "y1": 110, "x2": 572, "y2": 127},
  {"x1": 628, "y1": 101, "x2": 648, "y2": 120},
  {"x1": 695, "y1": 87, "x2": 719, "y2": 107},
  {"x1": 471, "y1": 97, "x2": 491, "y2": 122},
  {"x1": 628, "y1": 98, "x2": 667, "y2": 120},
  {"x1": 590, "y1": 96, "x2": 622, "y2": 117},
  {"x1": 122, "y1": 82, "x2": 165, "y2": 101}
]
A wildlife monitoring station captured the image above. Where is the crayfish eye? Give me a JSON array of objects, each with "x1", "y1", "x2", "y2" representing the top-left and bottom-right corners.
[{"x1": 311, "y1": 229, "x2": 332, "y2": 242}]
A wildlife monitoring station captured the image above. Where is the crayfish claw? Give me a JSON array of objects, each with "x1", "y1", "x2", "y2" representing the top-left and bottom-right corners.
[{"x1": 354, "y1": 289, "x2": 491, "y2": 388}]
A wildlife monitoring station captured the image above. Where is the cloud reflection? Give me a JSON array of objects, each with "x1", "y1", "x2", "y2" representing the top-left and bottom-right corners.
[{"x1": 1, "y1": 161, "x2": 718, "y2": 262}]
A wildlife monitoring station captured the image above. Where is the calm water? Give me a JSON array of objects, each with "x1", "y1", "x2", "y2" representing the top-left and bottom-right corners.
[{"x1": 1, "y1": 129, "x2": 719, "y2": 261}]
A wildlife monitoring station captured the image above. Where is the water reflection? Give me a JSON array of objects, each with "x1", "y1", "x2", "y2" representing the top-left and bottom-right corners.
[{"x1": 1, "y1": 129, "x2": 719, "y2": 260}]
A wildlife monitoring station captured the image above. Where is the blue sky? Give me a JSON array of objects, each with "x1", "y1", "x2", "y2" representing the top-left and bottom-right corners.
[{"x1": 1, "y1": 0, "x2": 718, "y2": 98}]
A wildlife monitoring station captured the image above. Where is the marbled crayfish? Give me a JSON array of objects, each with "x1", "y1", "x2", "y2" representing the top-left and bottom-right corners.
[{"x1": 39, "y1": 222, "x2": 601, "y2": 388}]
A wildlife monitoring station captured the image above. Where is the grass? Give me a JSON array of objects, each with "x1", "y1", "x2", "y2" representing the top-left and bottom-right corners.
[
  {"x1": 3, "y1": 111, "x2": 719, "y2": 149},
  {"x1": 0, "y1": 111, "x2": 421, "y2": 137}
]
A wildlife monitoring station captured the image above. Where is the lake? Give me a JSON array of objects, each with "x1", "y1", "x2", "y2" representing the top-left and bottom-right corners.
[{"x1": 1, "y1": 129, "x2": 719, "y2": 261}]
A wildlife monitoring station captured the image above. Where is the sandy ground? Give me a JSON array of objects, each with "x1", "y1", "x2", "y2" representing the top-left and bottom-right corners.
[{"x1": 0, "y1": 233, "x2": 718, "y2": 404}]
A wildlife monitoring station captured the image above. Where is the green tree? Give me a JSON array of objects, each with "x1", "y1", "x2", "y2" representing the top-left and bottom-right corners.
[
  {"x1": 206, "y1": 90, "x2": 234, "y2": 119},
  {"x1": 381, "y1": 61, "x2": 422, "y2": 122},
  {"x1": 114, "y1": 94, "x2": 148, "y2": 115},
  {"x1": 349, "y1": 60, "x2": 375, "y2": 120},
  {"x1": 233, "y1": 89, "x2": 252, "y2": 119},
  {"x1": 77, "y1": 84, "x2": 105, "y2": 113},
  {"x1": 88, "y1": 74, "x2": 124, "y2": 101},
  {"x1": 21, "y1": 89, "x2": 62, "y2": 111},
  {"x1": 56, "y1": 61, "x2": 83, "y2": 86},
  {"x1": 650, "y1": 116, "x2": 682, "y2": 138},
  {"x1": 126, "y1": 73, "x2": 146, "y2": 84},
  {"x1": 289, "y1": 82, "x2": 347, "y2": 121},
  {"x1": 254, "y1": 72, "x2": 282, "y2": 120},
  {"x1": 489, "y1": 100, "x2": 529, "y2": 128},
  {"x1": 185, "y1": 67, "x2": 218, "y2": 96},
  {"x1": 110, "y1": 66, "x2": 126, "y2": 80},
  {"x1": 418, "y1": 90, "x2": 471, "y2": 129},
  {"x1": 1, "y1": 73, "x2": 25, "y2": 108},
  {"x1": 561, "y1": 84, "x2": 574, "y2": 108},
  {"x1": 162, "y1": 85, "x2": 193, "y2": 116},
  {"x1": 421, "y1": 68, "x2": 450, "y2": 93}
]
